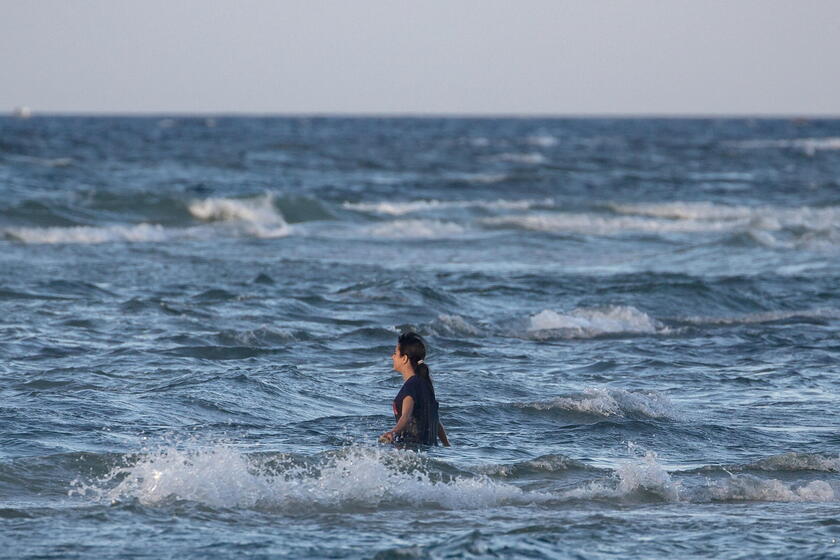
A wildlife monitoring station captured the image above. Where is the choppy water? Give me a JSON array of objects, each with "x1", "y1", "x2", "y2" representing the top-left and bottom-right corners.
[{"x1": 2, "y1": 116, "x2": 840, "y2": 558}]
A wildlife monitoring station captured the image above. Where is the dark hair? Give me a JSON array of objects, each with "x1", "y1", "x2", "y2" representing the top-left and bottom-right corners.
[{"x1": 398, "y1": 332, "x2": 434, "y2": 391}]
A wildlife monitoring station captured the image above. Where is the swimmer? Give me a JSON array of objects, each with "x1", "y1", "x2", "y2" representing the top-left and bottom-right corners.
[{"x1": 379, "y1": 332, "x2": 450, "y2": 446}]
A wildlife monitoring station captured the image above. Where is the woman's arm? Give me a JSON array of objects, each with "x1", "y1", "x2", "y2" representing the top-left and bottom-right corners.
[
  {"x1": 437, "y1": 421, "x2": 451, "y2": 447},
  {"x1": 379, "y1": 396, "x2": 414, "y2": 443}
]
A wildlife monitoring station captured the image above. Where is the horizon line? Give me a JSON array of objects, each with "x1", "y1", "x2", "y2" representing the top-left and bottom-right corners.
[{"x1": 5, "y1": 109, "x2": 840, "y2": 120}]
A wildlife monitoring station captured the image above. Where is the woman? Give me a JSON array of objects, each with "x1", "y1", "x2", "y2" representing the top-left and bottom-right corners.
[{"x1": 380, "y1": 332, "x2": 450, "y2": 446}]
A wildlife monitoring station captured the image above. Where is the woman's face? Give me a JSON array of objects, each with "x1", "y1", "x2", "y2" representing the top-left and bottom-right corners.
[{"x1": 391, "y1": 344, "x2": 406, "y2": 372}]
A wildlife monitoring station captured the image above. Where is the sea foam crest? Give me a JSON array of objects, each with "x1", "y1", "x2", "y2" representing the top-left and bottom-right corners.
[
  {"x1": 492, "y1": 152, "x2": 548, "y2": 164},
  {"x1": 363, "y1": 219, "x2": 466, "y2": 239},
  {"x1": 525, "y1": 135, "x2": 558, "y2": 147},
  {"x1": 707, "y1": 476, "x2": 835, "y2": 503},
  {"x1": 741, "y1": 452, "x2": 840, "y2": 473},
  {"x1": 682, "y1": 308, "x2": 839, "y2": 327},
  {"x1": 609, "y1": 201, "x2": 755, "y2": 221},
  {"x1": 342, "y1": 198, "x2": 553, "y2": 216},
  {"x1": 482, "y1": 203, "x2": 840, "y2": 243},
  {"x1": 4, "y1": 223, "x2": 181, "y2": 245},
  {"x1": 4, "y1": 195, "x2": 292, "y2": 244},
  {"x1": 73, "y1": 444, "x2": 546, "y2": 511},
  {"x1": 481, "y1": 212, "x2": 737, "y2": 235},
  {"x1": 188, "y1": 195, "x2": 290, "y2": 238},
  {"x1": 519, "y1": 388, "x2": 678, "y2": 420},
  {"x1": 528, "y1": 305, "x2": 665, "y2": 338},
  {"x1": 562, "y1": 447, "x2": 681, "y2": 502},
  {"x1": 433, "y1": 314, "x2": 481, "y2": 336},
  {"x1": 727, "y1": 137, "x2": 840, "y2": 155},
  {"x1": 560, "y1": 445, "x2": 836, "y2": 504}
]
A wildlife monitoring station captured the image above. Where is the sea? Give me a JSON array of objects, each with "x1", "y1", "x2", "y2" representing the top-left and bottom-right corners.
[{"x1": 1, "y1": 116, "x2": 839, "y2": 559}]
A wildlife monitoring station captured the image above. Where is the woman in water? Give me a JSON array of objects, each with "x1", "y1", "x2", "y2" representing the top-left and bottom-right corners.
[{"x1": 380, "y1": 332, "x2": 450, "y2": 446}]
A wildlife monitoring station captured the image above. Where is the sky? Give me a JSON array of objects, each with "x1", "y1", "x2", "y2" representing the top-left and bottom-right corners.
[{"x1": 1, "y1": 0, "x2": 838, "y2": 116}]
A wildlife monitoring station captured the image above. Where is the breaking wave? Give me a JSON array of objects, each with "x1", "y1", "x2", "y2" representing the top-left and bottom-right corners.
[
  {"x1": 187, "y1": 195, "x2": 290, "y2": 238},
  {"x1": 706, "y1": 476, "x2": 835, "y2": 503},
  {"x1": 481, "y1": 202, "x2": 840, "y2": 246},
  {"x1": 562, "y1": 448, "x2": 682, "y2": 502},
  {"x1": 342, "y1": 198, "x2": 553, "y2": 216},
  {"x1": 527, "y1": 306, "x2": 666, "y2": 338},
  {"x1": 4, "y1": 223, "x2": 179, "y2": 244},
  {"x1": 362, "y1": 219, "x2": 467, "y2": 239},
  {"x1": 561, "y1": 447, "x2": 836, "y2": 504},
  {"x1": 4, "y1": 195, "x2": 291, "y2": 244},
  {"x1": 516, "y1": 388, "x2": 679, "y2": 420},
  {"x1": 68, "y1": 443, "x2": 838, "y2": 511},
  {"x1": 72, "y1": 444, "x2": 545, "y2": 511},
  {"x1": 481, "y1": 212, "x2": 736, "y2": 235},
  {"x1": 611, "y1": 201, "x2": 840, "y2": 230}
]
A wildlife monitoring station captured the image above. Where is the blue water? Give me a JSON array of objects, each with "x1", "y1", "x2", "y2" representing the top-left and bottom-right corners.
[{"x1": 2, "y1": 116, "x2": 840, "y2": 558}]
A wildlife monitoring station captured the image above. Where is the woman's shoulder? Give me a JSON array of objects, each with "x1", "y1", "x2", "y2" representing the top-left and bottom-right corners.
[{"x1": 401, "y1": 375, "x2": 428, "y2": 391}]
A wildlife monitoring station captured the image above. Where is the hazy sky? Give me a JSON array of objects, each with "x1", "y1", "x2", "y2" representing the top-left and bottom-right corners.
[{"x1": 2, "y1": 1, "x2": 838, "y2": 115}]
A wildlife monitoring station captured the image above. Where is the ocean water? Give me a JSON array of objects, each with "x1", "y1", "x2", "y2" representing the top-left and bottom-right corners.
[{"x1": 2, "y1": 116, "x2": 840, "y2": 559}]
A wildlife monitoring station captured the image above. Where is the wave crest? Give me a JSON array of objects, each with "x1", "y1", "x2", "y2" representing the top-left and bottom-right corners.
[
  {"x1": 342, "y1": 198, "x2": 552, "y2": 216},
  {"x1": 432, "y1": 314, "x2": 481, "y2": 336},
  {"x1": 364, "y1": 219, "x2": 466, "y2": 239},
  {"x1": 562, "y1": 448, "x2": 681, "y2": 502},
  {"x1": 528, "y1": 306, "x2": 665, "y2": 338},
  {"x1": 72, "y1": 444, "x2": 545, "y2": 511},
  {"x1": 478, "y1": 454, "x2": 594, "y2": 477},
  {"x1": 727, "y1": 137, "x2": 840, "y2": 155},
  {"x1": 708, "y1": 476, "x2": 834, "y2": 503},
  {"x1": 481, "y1": 203, "x2": 840, "y2": 247},
  {"x1": 188, "y1": 195, "x2": 290, "y2": 238},
  {"x1": 517, "y1": 388, "x2": 678, "y2": 420},
  {"x1": 735, "y1": 453, "x2": 840, "y2": 473},
  {"x1": 4, "y1": 223, "x2": 174, "y2": 244}
]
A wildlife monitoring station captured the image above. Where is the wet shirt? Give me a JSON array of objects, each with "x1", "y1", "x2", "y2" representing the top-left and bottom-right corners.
[{"x1": 393, "y1": 375, "x2": 439, "y2": 445}]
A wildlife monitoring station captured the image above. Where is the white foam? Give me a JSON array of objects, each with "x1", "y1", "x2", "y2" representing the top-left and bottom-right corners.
[
  {"x1": 342, "y1": 198, "x2": 553, "y2": 216},
  {"x1": 682, "y1": 308, "x2": 839, "y2": 326},
  {"x1": 482, "y1": 203, "x2": 840, "y2": 246},
  {"x1": 525, "y1": 135, "x2": 558, "y2": 147},
  {"x1": 363, "y1": 219, "x2": 466, "y2": 239},
  {"x1": 5, "y1": 223, "x2": 180, "y2": 244},
  {"x1": 611, "y1": 201, "x2": 840, "y2": 231},
  {"x1": 610, "y1": 201, "x2": 755, "y2": 221},
  {"x1": 708, "y1": 476, "x2": 835, "y2": 502},
  {"x1": 188, "y1": 194, "x2": 290, "y2": 238},
  {"x1": 492, "y1": 152, "x2": 547, "y2": 164},
  {"x1": 560, "y1": 445, "x2": 836, "y2": 504},
  {"x1": 5, "y1": 195, "x2": 292, "y2": 244},
  {"x1": 727, "y1": 137, "x2": 840, "y2": 155},
  {"x1": 482, "y1": 212, "x2": 737, "y2": 235},
  {"x1": 434, "y1": 314, "x2": 481, "y2": 336},
  {"x1": 519, "y1": 388, "x2": 678, "y2": 420},
  {"x1": 562, "y1": 447, "x2": 681, "y2": 502},
  {"x1": 466, "y1": 137, "x2": 490, "y2": 147},
  {"x1": 528, "y1": 306, "x2": 664, "y2": 338},
  {"x1": 73, "y1": 444, "x2": 546, "y2": 511}
]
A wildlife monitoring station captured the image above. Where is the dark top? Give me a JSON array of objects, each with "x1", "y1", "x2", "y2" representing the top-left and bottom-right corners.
[{"x1": 393, "y1": 375, "x2": 439, "y2": 446}]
